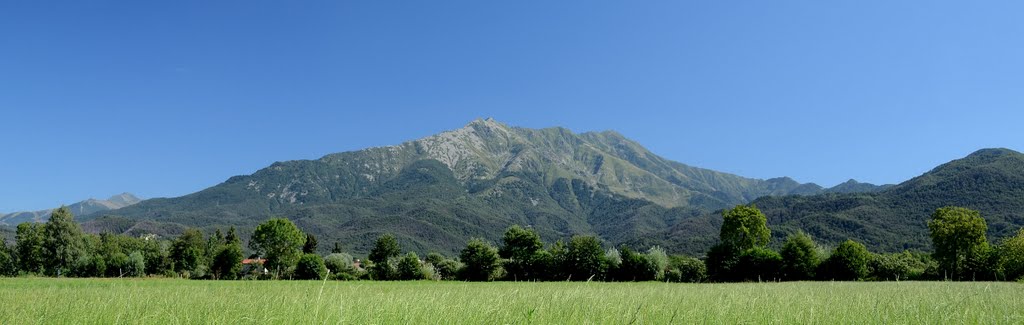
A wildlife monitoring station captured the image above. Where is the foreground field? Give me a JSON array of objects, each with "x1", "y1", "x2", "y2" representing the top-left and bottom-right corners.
[{"x1": 0, "y1": 278, "x2": 1021, "y2": 324}]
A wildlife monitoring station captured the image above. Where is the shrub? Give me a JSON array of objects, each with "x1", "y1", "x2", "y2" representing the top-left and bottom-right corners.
[
  {"x1": 666, "y1": 255, "x2": 706, "y2": 283},
  {"x1": 818, "y1": 240, "x2": 871, "y2": 281},
  {"x1": 294, "y1": 254, "x2": 328, "y2": 280},
  {"x1": 737, "y1": 247, "x2": 782, "y2": 282}
]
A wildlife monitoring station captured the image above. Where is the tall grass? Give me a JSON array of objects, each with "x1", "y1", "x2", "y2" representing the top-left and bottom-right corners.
[{"x1": 0, "y1": 278, "x2": 1021, "y2": 324}]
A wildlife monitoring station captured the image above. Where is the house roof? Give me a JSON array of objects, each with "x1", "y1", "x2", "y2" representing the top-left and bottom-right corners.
[{"x1": 242, "y1": 258, "x2": 266, "y2": 265}]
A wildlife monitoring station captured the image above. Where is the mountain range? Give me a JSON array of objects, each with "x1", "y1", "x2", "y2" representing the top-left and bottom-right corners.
[
  {"x1": 30, "y1": 119, "x2": 1020, "y2": 257},
  {"x1": 0, "y1": 193, "x2": 141, "y2": 226}
]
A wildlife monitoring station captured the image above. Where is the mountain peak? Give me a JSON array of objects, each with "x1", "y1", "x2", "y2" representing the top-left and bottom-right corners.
[
  {"x1": 966, "y1": 148, "x2": 1020, "y2": 159},
  {"x1": 107, "y1": 193, "x2": 142, "y2": 205}
]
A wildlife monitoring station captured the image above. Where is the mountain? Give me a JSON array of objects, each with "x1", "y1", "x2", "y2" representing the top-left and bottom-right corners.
[
  {"x1": 84, "y1": 119, "x2": 827, "y2": 254},
  {"x1": 824, "y1": 179, "x2": 893, "y2": 194},
  {"x1": 0, "y1": 193, "x2": 142, "y2": 226},
  {"x1": 650, "y1": 148, "x2": 1024, "y2": 254}
]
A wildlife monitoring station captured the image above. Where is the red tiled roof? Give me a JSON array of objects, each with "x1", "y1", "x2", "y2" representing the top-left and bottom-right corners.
[{"x1": 242, "y1": 258, "x2": 266, "y2": 265}]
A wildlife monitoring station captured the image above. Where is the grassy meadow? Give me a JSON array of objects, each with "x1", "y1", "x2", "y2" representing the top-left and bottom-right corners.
[{"x1": 0, "y1": 278, "x2": 1021, "y2": 324}]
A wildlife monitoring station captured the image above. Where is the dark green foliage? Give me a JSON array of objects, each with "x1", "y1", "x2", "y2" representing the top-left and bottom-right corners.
[
  {"x1": 324, "y1": 253, "x2": 355, "y2": 277},
  {"x1": 294, "y1": 253, "x2": 328, "y2": 280},
  {"x1": 870, "y1": 251, "x2": 931, "y2": 281},
  {"x1": 737, "y1": 247, "x2": 782, "y2": 282},
  {"x1": 819, "y1": 240, "x2": 871, "y2": 281},
  {"x1": 397, "y1": 252, "x2": 425, "y2": 280},
  {"x1": 43, "y1": 207, "x2": 85, "y2": 276},
  {"x1": 126, "y1": 251, "x2": 146, "y2": 277},
  {"x1": 368, "y1": 234, "x2": 401, "y2": 280},
  {"x1": 0, "y1": 241, "x2": 18, "y2": 277},
  {"x1": 15, "y1": 223, "x2": 45, "y2": 274},
  {"x1": 614, "y1": 246, "x2": 658, "y2": 282},
  {"x1": 720, "y1": 205, "x2": 770, "y2": 251},
  {"x1": 459, "y1": 238, "x2": 500, "y2": 281},
  {"x1": 171, "y1": 229, "x2": 207, "y2": 276},
  {"x1": 71, "y1": 254, "x2": 106, "y2": 277},
  {"x1": 249, "y1": 218, "x2": 306, "y2": 275},
  {"x1": 303, "y1": 234, "x2": 318, "y2": 254},
  {"x1": 433, "y1": 259, "x2": 462, "y2": 281},
  {"x1": 928, "y1": 207, "x2": 990, "y2": 280},
  {"x1": 212, "y1": 244, "x2": 243, "y2": 280},
  {"x1": 559, "y1": 236, "x2": 608, "y2": 281},
  {"x1": 331, "y1": 242, "x2": 343, "y2": 254},
  {"x1": 665, "y1": 255, "x2": 706, "y2": 283},
  {"x1": 498, "y1": 225, "x2": 546, "y2": 281},
  {"x1": 705, "y1": 243, "x2": 741, "y2": 282},
  {"x1": 225, "y1": 226, "x2": 241, "y2": 246},
  {"x1": 780, "y1": 232, "x2": 820, "y2": 281},
  {"x1": 999, "y1": 229, "x2": 1024, "y2": 281}
]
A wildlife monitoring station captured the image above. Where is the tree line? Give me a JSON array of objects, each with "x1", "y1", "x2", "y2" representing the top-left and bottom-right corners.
[{"x1": 1, "y1": 205, "x2": 1022, "y2": 282}]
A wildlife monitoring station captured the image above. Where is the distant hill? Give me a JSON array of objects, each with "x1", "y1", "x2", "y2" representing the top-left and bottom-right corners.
[
  {"x1": 85, "y1": 119, "x2": 832, "y2": 254},
  {"x1": 0, "y1": 193, "x2": 142, "y2": 226},
  {"x1": 648, "y1": 148, "x2": 1024, "y2": 254},
  {"x1": 824, "y1": 179, "x2": 893, "y2": 194}
]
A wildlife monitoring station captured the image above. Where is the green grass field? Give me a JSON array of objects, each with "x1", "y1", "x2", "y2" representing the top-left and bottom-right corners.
[{"x1": 0, "y1": 278, "x2": 1021, "y2": 324}]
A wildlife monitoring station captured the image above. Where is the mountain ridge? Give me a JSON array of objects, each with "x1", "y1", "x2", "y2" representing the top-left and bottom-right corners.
[{"x1": 1, "y1": 193, "x2": 142, "y2": 226}]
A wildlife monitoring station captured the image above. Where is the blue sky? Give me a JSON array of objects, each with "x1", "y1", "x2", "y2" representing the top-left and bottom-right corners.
[{"x1": 1, "y1": 1, "x2": 1022, "y2": 212}]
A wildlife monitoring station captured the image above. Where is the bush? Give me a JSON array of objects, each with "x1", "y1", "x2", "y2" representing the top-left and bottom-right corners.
[
  {"x1": 780, "y1": 232, "x2": 819, "y2": 281},
  {"x1": 614, "y1": 246, "x2": 658, "y2": 282},
  {"x1": 294, "y1": 254, "x2": 328, "y2": 280},
  {"x1": 397, "y1": 252, "x2": 426, "y2": 280},
  {"x1": 870, "y1": 251, "x2": 929, "y2": 281},
  {"x1": 459, "y1": 239, "x2": 500, "y2": 281},
  {"x1": 738, "y1": 247, "x2": 782, "y2": 282},
  {"x1": 1000, "y1": 229, "x2": 1024, "y2": 281},
  {"x1": 666, "y1": 255, "x2": 706, "y2": 283},
  {"x1": 324, "y1": 253, "x2": 355, "y2": 275},
  {"x1": 818, "y1": 240, "x2": 871, "y2": 281},
  {"x1": 705, "y1": 243, "x2": 741, "y2": 282}
]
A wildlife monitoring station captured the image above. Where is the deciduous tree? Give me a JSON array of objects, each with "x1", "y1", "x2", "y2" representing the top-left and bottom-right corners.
[
  {"x1": 249, "y1": 218, "x2": 306, "y2": 276},
  {"x1": 928, "y1": 207, "x2": 990, "y2": 280}
]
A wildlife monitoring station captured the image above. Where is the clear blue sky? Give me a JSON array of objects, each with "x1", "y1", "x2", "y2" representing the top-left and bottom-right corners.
[{"x1": 2, "y1": 1, "x2": 1022, "y2": 212}]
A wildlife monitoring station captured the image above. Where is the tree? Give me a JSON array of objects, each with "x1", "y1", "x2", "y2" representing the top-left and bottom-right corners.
[
  {"x1": 211, "y1": 244, "x2": 243, "y2": 280},
  {"x1": 171, "y1": 229, "x2": 207, "y2": 277},
  {"x1": 646, "y1": 246, "x2": 669, "y2": 281},
  {"x1": 397, "y1": 252, "x2": 425, "y2": 280},
  {"x1": 998, "y1": 228, "x2": 1024, "y2": 281},
  {"x1": 705, "y1": 243, "x2": 741, "y2": 282},
  {"x1": 615, "y1": 246, "x2": 657, "y2": 282},
  {"x1": 324, "y1": 253, "x2": 354, "y2": 276},
  {"x1": 560, "y1": 235, "x2": 608, "y2": 281},
  {"x1": 818, "y1": 240, "x2": 871, "y2": 281},
  {"x1": 294, "y1": 253, "x2": 328, "y2": 280},
  {"x1": 665, "y1": 255, "x2": 706, "y2": 283},
  {"x1": 43, "y1": 206, "x2": 85, "y2": 276},
  {"x1": 928, "y1": 207, "x2": 990, "y2": 280},
  {"x1": 368, "y1": 234, "x2": 401, "y2": 280},
  {"x1": 331, "y1": 242, "x2": 344, "y2": 254},
  {"x1": 303, "y1": 234, "x2": 319, "y2": 254},
  {"x1": 780, "y1": 232, "x2": 820, "y2": 281},
  {"x1": 498, "y1": 225, "x2": 546, "y2": 281},
  {"x1": 737, "y1": 247, "x2": 782, "y2": 282},
  {"x1": 225, "y1": 226, "x2": 241, "y2": 246},
  {"x1": 249, "y1": 218, "x2": 306, "y2": 276},
  {"x1": 0, "y1": 241, "x2": 17, "y2": 277},
  {"x1": 459, "y1": 238, "x2": 500, "y2": 281},
  {"x1": 126, "y1": 251, "x2": 146, "y2": 277},
  {"x1": 870, "y1": 251, "x2": 930, "y2": 281},
  {"x1": 720, "y1": 205, "x2": 771, "y2": 250},
  {"x1": 15, "y1": 223, "x2": 45, "y2": 274},
  {"x1": 424, "y1": 252, "x2": 461, "y2": 281}
]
